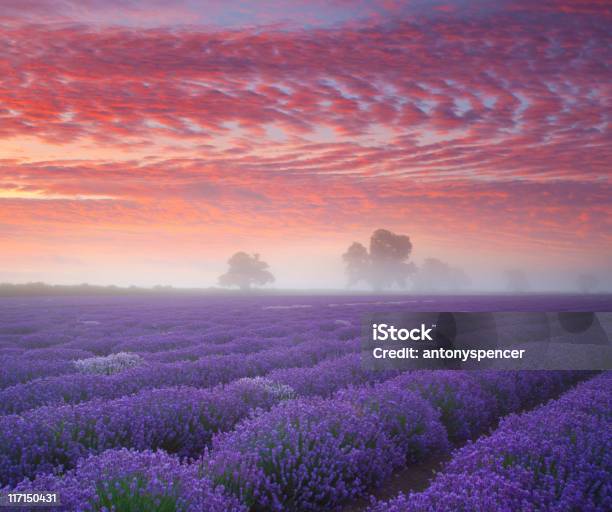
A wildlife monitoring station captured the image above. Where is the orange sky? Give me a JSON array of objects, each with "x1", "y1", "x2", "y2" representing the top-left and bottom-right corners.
[{"x1": 0, "y1": 1, "x2": 610, "y2": 289}]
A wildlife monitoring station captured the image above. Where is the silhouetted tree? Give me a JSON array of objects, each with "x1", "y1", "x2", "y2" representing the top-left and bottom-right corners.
[
  {"x1": 342, "y1": 229, "x2": 416, "y2": 290},
  {"x1": 414, "y1": 257, "x2": 471, "y2": 292},
  {"x1": 577, "y1": 273, "x2": 597, "y2": 294},
  {"x1": 219, "y1": 252, "x2": 274, "y2": 291},
  {"x1": 342, "y1": 242, "x2": 370, "y2": 287},
  {"x1": 504, "y1": 268, "x2": 529, "y2": 293}
]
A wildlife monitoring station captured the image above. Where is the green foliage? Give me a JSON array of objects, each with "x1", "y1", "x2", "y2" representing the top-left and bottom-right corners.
[{"x1": 93, "y1": 475, "x2": 181, "y2": 512}]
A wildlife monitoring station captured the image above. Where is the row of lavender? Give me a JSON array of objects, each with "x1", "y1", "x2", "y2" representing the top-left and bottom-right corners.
[
  {"x1": 0, "y1": 335, "x2": 358, "y2": 415},
  {"x1": 5, "y1": 293, "x2": 593, "y2": 390},
  {"x1": 4, "y1": 370, "x2": 592, "y2": 510},
  {"x1": 203, "y1": 370, "x2": 590, "y2": 511},
  {"x1": 368, "y1": 371, "x2": 611, "y2": 512},
  {"x1": 0, "y1": 323, "x2": 358, "y2": 391},
  {"x1": 0, "y1": 351, "x2": 402, "y2": 486},
  {"x1": 0, "y1": 296, "x2": 365, "y2": 390}
]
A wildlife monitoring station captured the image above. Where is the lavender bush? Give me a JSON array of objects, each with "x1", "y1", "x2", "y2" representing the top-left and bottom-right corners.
[
  {"x1": 390, "y1": 371, "x2": 498, "y2": 441},
  {"x1": 207, "y1": 397, "x2": 400, "y2": 511},
  {"x1": 473, "y1": 370, "x2": 590, "y2": 417},
  {"x1": 6, "y1": 449, "x2": 245, "y2": 512},
  {"x1": 0, "y1": 356, "x2": 77, "y2": 389},
  {"x1": 336, "y1": 379, "x2": 449, "y2": 463},
  {"x1": 235, "y1": 376, "x2": 297, "y2": 401},
  {"x1": 74, "y1": 352, "x2": 143, "y2": 375}
]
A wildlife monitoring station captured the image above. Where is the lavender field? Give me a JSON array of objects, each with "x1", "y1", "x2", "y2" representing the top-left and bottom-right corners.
[{"x1": 0, "y1": 294, "x2": 610, "y2": 511}]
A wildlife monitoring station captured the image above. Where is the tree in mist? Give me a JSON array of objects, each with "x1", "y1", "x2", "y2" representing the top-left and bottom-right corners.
[
  {"x1": 413, "y1": 257, "x2": 471, "y2": 292},
  {"x1": 342, "y1": 229, "x2": 416, "y2": 290},
  {"x1": 504, "y1": 268, "x2": 530, "y2": 293},
  {"x1": 218, "y1": 252, "x2": 274, "y2": 291},
  {"x1": 577, "y1": 273, "x2": 598, "y2": 294},
  {"x1": 343, "y1": 242, "x2": 370, "y2": 287}
]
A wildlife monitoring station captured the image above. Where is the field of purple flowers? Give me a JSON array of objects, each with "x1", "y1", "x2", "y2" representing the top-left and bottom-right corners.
[{"x1": 0, "y1": 294, "x2": 610, "y2": 511}]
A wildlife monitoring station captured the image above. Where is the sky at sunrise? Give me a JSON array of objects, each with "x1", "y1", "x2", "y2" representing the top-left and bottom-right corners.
[{"x1": 0, "y1": 1, "x2": 610, "y2": 290}]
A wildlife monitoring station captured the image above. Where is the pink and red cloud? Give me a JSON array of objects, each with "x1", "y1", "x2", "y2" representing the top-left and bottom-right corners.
[{"x1": 0, "y1": 1, "x2": 610, "y2": 284}]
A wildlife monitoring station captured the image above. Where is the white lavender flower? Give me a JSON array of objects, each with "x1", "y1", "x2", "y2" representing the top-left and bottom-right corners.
[
  {"x1": 236, "y1": 376, "x2": 296, "y2": 400},
  {"x1": 74, "y1": 352, "x2": 143, "y2": 375}
]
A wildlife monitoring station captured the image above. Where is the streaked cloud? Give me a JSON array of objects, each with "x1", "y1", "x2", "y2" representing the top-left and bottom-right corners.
[{"x1": 0, "y1": 0, "x2": 609, "y2": 286}]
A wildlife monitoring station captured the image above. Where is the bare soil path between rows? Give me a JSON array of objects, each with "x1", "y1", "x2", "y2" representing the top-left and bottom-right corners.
[
  {"x1": 342, "y1": 455, "x2": 448, "y2": 512},
  {"x1": 340, "y1": 373, "x2": 595, "y2": 512}
]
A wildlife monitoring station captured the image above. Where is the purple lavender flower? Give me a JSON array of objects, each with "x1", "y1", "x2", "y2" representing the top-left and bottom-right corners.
[
  {"x1": 7, "y1": 449, "x2": 245, "y2": 512},
  {"x1": 0, "y1": 337, "x2": 356, "y2": 415},
  {"x1": 368, "y1": 372, "x2": 612, "y2": 512},
  {"x1": 207, "y1": 397, "x2": 399, "y2": 511},
  {"x1": 336, "y1": 380, "x2": 450, "y2": 463},
  {"x1": 390, "y1": 371, "x2": 498, "y2": 441},
  {"x1": 0, "y1": 378, "x2": 286, "y2": 486},
  {"x1": 268, "y1": 353, "x2": 400, "y2": 397}
]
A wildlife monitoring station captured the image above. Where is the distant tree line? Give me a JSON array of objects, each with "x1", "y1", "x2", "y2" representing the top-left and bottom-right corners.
[
  {"x1": 217, "y1": 229, "x2": 603, "y2": 293},
  {"x1": 218, "y1": 228, "x2": 472, "y2": 292},
  {"x1": 0, "y1": 283, "x2": 176, "y2": 297},
  {"x1": 2, "y1": 230, "x2": 602, "y2": 295}
]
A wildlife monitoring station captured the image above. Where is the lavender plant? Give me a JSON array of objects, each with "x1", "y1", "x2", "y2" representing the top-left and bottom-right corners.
[
  {"x1": 6, "y1": 449, "x2": 245, "y2": 512},
  {"x1": 235, "y1": 376, "x2": 297, "y2": 401},
  {"x1": 335, "y1": 379, "x2": 450, "y2": 463},
  {"x1": 390, "y1": 370, "x2": 498, "y2": 441},
  {"x1": 207, "y1": 397, "x2": 400, "y2": 511},
  {"x1": 74, "y1": 352, "x2": 143, "y2": 375}
]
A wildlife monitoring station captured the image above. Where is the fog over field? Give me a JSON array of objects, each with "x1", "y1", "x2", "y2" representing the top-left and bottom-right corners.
[{"x1": 2, "y1": 242, "x2": 610, "y2": 293}]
